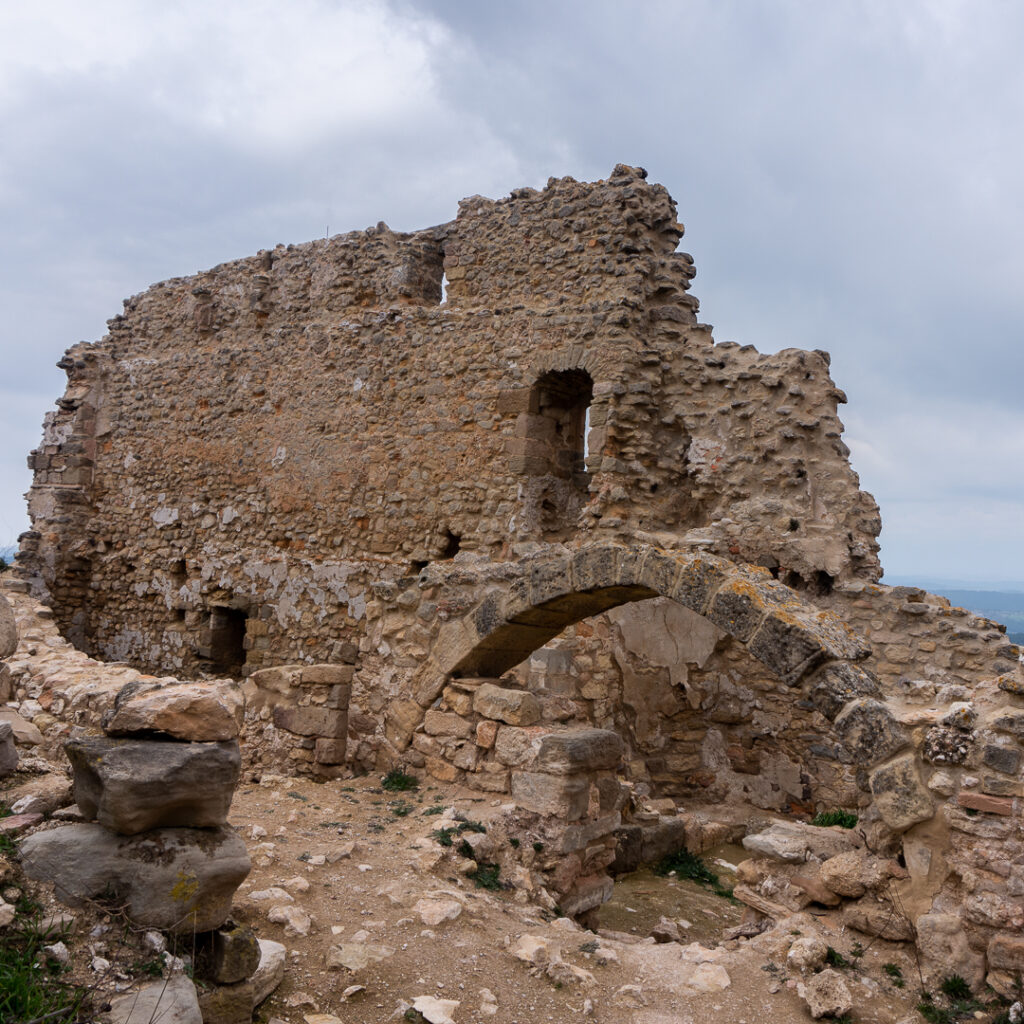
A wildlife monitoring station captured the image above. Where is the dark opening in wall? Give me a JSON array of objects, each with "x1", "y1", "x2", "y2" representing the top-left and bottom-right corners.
[
  {"x1": 208, "y1": 606, "x2": 248, "y2": 674},
  {"x1": 440, "y1": 529, "x2": 461, "y2": 559},
  {"x1": 526, "y1": 369, "x2": 594, "y2": 482}
]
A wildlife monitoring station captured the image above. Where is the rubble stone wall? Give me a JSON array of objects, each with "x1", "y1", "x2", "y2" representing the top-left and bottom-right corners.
[{"x1": 21, "y1": 166, "x2": 879, "y2": 681}]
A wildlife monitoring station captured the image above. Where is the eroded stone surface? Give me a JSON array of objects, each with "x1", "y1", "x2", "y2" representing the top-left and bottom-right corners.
[
  {"x1": 103, "y1": 679, "x2": 243, "y2": 741},
  {"x1": 66, "y1": 736, "x2": 240, "y2": 834},
  {"x1": 20, "y1": 823, "x2": 250, "y2": 933}
]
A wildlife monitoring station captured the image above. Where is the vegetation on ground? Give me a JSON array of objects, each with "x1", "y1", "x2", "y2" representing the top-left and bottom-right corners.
[
  {"x1": 653, "y1": 849, "x2": 735, "y2": 901},
  {"x1": 810, "y1": 809, "x2": 858, "y2": 829},
  {"x1": 381, "y1": 768, "x2": 419, "y2": 792},
  {"x1": 0, "y1": 896, "x2": 87, "y2": 1024}
]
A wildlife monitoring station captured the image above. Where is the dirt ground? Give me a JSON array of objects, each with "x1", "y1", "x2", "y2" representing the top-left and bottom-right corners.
[
  {"x1": 222, "y1": 772, "x2": 928, "y2": 1024},
  {"x1": 0, "y1": 756, "x2": 984, "y2": 1024}
]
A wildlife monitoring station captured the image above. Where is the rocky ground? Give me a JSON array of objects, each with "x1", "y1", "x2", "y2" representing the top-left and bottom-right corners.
[
  {"x1": 3, "y1": 759, "x2": 941, "y2": 1024},
  {"x1": 0, "y1": 579, "x2": 1016, "y2": 1024}
]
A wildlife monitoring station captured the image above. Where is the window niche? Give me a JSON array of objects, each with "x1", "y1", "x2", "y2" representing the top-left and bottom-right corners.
[
  {"x1": 518, "y1": 369, "x2": 594, "y2": 483},
  {"x1": 198, "y1": 604, "x2": 250, "y2": 676},
  {"x1": 510, "y1": 368, "x2": 596, "y2": 540}
]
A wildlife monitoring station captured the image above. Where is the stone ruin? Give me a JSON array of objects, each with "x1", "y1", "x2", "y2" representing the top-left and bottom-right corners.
[{"x1": 4, "y1": 164, "x2": 1024, "y2": 1006}]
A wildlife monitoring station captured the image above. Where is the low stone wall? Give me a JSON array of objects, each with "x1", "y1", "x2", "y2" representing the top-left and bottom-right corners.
[{"x1": 243, "y1": 657, "x2": 356, "y2": 778}]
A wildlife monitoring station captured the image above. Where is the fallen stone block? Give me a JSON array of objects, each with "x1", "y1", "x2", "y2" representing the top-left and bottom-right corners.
[
  {"x1": 799, "y1": 968, "x2": 852, "y2": 1020},
  {"x1": 251, "y1": 938, "x2": 286, "y2": 1006},
  {"x1": 103, "y1": 679, "x2": 243, "y2": 741},
  {"x1": 0, "y1": 710, "x2": 43, "y2": 746},
  {"x1": 841, "y1": 898, "x2": 915, "y2": 941},
  {"x1": 66, "y1": 736, "x2": 240, "y2": 834},
  {"x1": 742, "y1": 820, "x2": 860, "y2": 864},
  {"x1": 21, "y1": 823, "x2": 250, "y2": 933}
]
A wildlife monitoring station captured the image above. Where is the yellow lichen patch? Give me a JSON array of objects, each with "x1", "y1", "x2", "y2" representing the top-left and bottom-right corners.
[{"x1": 170, "y1": 870, "x2": 200, "y2": 905}]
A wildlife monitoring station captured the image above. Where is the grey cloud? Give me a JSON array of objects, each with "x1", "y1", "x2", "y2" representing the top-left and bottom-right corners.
[{"x1": 1, "y1": 0, "x2": 1021, "y2": 582}]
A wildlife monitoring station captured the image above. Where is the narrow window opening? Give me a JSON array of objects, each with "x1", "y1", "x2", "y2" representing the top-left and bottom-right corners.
[
  {"x1": 208, "y1": 606, "x2": 248, "y2": 674},
  {"x1": 528, "y1": 369, "x2": 594, "y2": 482},
  {"x1": 440, "y1": 272, "x2": 448, "y2": 304}
]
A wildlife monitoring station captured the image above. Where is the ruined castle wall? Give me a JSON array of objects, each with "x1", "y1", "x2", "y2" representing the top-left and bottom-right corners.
[{"x1": 22, "y1": 166, "x2": 880, "y2": 680}]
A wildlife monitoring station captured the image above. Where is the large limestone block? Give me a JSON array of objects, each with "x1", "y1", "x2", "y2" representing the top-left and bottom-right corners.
[
  {"x1": 742, "y1": 821, "x2": 861, "y2": 864},
  {"x1": 0, "y1": 592, "x2": 16, "y2": 659},
  {"x1": 66, "y1": 736, "x2": 240, "y2": 834},
  {"x1": 21, "y1": 823, "x2": 250, "y2": 933},
  {"x1": 536, "y1": 729, "x2": 623, "y2": 775},
  {"x1": 869, "y1": 753, "x2": 934, "y2": 832},
  {"x1": 103, "y1": 679, "x2": 243, "y2": 741},
  {"x1": 473, "y1": 683, "x2": 541, "y2": 726},
  {"x1": 510, "y1": 771, "x2": 589, "y2": 820},
  {"x1": 833, "y1": 699, "x2": 909, "y2": 765},
  {"x1": 100, "y1": 974, "x2": 201, "y2": 1024}
]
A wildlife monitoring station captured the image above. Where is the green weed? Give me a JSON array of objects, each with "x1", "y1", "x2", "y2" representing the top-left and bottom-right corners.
[
  {"x1": 381, "y1": 769, "x2": 419, "y2": 792},
  {"x1": 0, "y1": 904, "x2": 87, "y2": 1024},
  {"x1": 825, "y1": 946, "x2": 851, "y2": 969},
  {"x1": 654, "y1": 849, "x2": 736, "y2": 901},
  {"x1": 468, "y1": 862, "x2": 501, "y2": 890},
  {"x1": 810, "y1": 809, "x2": 858, "y2": 829}
]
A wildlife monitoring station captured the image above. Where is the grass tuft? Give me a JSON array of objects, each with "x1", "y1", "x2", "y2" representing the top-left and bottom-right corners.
[
  {"x1": 654, "y1": 848, "x2": 736, "y2": 901},
  {"x1": 810, "y1": 809, "x2": 858, "y2": 829},
  {"x1": 381, "y1": 768, "x2": 419, "y2": 792}
]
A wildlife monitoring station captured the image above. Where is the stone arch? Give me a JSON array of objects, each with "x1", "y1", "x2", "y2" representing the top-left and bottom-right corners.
[{"x1": 389, "y1": 542, "x2": 873, "y2": 746}]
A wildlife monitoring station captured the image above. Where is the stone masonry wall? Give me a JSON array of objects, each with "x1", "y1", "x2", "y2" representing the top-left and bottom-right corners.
[{"x1": 21, "y1": 165, "x2": 880, "y2": 680}]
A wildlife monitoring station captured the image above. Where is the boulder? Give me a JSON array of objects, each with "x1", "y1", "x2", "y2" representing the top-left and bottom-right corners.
[
  {"x1": 819, "y1": 849, "x2": 892, "y2": 898},
  {"x1": 251, "y1": 938, "x2": 286, "y2": 1006},
  {"x1": 65, "y1": 736, "x2": 240, "y2": 834},
  {"x1": 0, "y1": 722, "x2": 17, "y2": 776},
  {"x1": 102, "y1": 679, "x2": 243, "y2": 741},
  {"x1": 0, "y1": 710, "x2": 43, "y2": 746},
  {"x1": 841, "y1": 898, "x2": 915, "y2": 941},
  {"x1": 20, "y1": 823, "x2": 250, "y2": 933},
  {"x1": 472, "y1": 684, "x2": 541, "y2": 726},
  {"x1": 100, "y1": 974, "x2": 201, "y2": 1024},
  {"x1": 0, "y1": 593, "x2": 16, "y2": 659},
  {"x1": 787, "y1": 935, "x2": 828, "y2": 974},
  {"x1": 799, "y1": 968, "x2": 853, "y2": 1020}
]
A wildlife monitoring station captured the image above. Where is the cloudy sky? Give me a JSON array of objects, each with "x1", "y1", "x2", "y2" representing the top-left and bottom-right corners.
[{"x1": 1, "y1": 0, "x2": 1021, "y2": 585}]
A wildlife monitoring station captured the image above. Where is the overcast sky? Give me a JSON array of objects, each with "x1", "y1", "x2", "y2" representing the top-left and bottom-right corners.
[{"x1": 1, "y1": 0, "x2": 1022, "y2": 584}]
